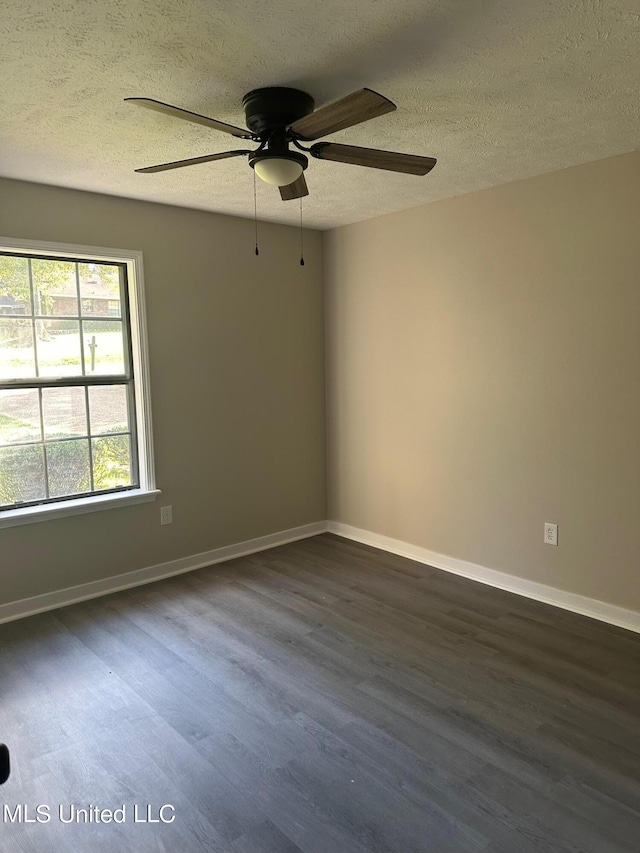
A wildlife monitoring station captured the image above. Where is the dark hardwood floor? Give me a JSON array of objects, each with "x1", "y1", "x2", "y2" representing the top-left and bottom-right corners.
[{"x1": 1, "y1": 533, "x2": 639, "y2": 852}]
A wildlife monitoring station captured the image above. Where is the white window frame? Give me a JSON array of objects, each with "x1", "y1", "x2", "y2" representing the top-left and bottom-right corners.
[{"x1": 0, "y1": 237, "x2": 159, "y2": 528}]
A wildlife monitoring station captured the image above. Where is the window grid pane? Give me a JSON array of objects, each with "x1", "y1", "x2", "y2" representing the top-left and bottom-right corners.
[
  {"x1": 46, "y1": 438, "x2": 91, "y2": 498},
  {"x1": 76, "y1": 262, "x2": 88, "y2": 379},
  {"x1": 0, "y1": 444, "x2": 46, "y2": 507},
  {"x1": 0, "y1": 320, "x2": 37, "y2": 379},
  {"x1": 42, "y1": 385, "x2": 88, "y2": 439},
  {"x1": 82, "y1": 320, "x2": 126, "y2": 376},
  {"x1": 29, "y1": 260, "x2": 40, "y2": 378},
  {"x1": 92, "y1": 434, "x2": 132, "y2": 491},
  {"x1": 88, "y1": 384, "x2": 129, "y2": 435},
  {"x1": 0, "y1": 388, "x2": 42, "y2": 444},
  {"x1": 0, "y1": 256, "x2": 31, "y2": 316},
  {"x1": 0, "y1": 250, "x2": 139, "y2": 511},
  {"x1": 84, "y1": 385, "x2": 94, "y2": 493}
]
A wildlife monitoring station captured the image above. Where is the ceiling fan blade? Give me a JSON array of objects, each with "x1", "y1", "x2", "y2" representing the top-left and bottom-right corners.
[
  {"x1": 310, "y1": 142, "x2": 436, "y2": 176},
  {"x1": 125, "y1": 98, "x2": 252, "y2": 139},
  {"x1": 134, "y1": 150, "x2": 252, "y2": 173},
  {"x1": 289, "y1": 88, "x2": 396, "y2": 140},
  {"x1": 279, "y1": 173, "x2": 309, "y2": 201}
]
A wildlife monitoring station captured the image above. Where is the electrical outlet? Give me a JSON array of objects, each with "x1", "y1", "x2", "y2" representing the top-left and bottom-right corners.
[
  {"x1": 160, "y1": 505, "x2": 173, "y2": 526},
  {"x1": 544, "y1": 522, "x2": 558, "y2": 546}
]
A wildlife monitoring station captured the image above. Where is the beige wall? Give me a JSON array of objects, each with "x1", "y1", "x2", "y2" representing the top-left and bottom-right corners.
[
  {"x1": 0, "y1": 178, "x2": 326, "y2": 606},
  {"x1": 3, "y1": 151, "x2": 639, "y2": 615},
  {"x1": 325, "y1": 151, "x2": 640, "y2": 612}
]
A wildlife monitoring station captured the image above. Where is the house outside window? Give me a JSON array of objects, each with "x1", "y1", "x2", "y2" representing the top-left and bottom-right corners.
[{"x1": 0, "y1": 238, "x2": 157, "y2": 527}]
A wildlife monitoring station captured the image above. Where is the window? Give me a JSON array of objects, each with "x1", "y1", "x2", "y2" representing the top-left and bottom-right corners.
[{"x1": 0, "y1": 238, "x2": 158, "y2": 527}]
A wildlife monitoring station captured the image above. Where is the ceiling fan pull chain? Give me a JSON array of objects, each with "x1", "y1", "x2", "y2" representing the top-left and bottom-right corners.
[
  {"x1": 253, "y1": 169, "x2": 259, "y2": 256},
  {"x1": 299, "y1": 197, "x2": 305, "y2": 267}
]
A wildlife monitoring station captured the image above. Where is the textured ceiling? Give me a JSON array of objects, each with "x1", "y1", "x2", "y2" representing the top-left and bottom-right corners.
[{"x1": 1, "y1": 0, "x2": 638, "y2": 230}]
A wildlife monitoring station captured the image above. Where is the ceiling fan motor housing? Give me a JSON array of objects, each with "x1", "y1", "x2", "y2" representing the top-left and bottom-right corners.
[
  {"x1": 242, "y1": 87, "x2": 315, "y2": 136},
  {"x1": 244, "y1": 89, "x2": 313, "y2": 182}
]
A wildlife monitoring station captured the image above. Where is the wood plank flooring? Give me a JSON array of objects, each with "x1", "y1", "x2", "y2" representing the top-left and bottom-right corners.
[{"x1": 1, "y1": 533, "x2": 639, "y2": 852}]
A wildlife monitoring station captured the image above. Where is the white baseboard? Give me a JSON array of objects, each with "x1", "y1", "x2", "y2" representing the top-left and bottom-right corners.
[
  {"x1": 4, "y1": 518, "x2": 638, "y2": 635},
  {"x1": 327, "y1": 521, "x2": 640, "y2": 635},
  {"x1": 0, "y1": 521, "x2": 328, "y2": 625}
]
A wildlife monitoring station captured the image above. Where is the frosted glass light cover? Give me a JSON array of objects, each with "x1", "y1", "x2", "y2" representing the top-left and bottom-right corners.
[{"x1": 254, "y1": 157, "x2": 303, "y2": 186}]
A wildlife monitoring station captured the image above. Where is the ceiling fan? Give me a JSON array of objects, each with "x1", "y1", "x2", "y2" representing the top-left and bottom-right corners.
[{"x1": 125, "y1": 87, "x2": 437, "y2": 200}]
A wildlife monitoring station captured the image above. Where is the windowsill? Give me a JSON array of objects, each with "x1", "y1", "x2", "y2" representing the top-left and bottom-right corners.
[{"x1": 0, "y1": 488, "x2": 161, "y2": 529}]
